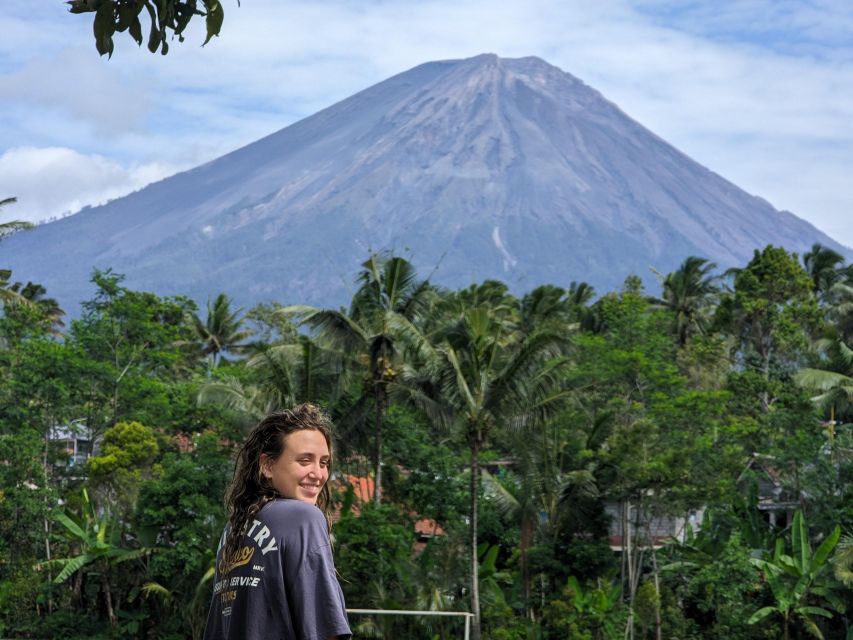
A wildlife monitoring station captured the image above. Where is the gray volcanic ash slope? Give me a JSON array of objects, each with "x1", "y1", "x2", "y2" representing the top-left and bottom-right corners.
[{"x1": 2, "y1": 54, "x2": 848, "y2": 311}]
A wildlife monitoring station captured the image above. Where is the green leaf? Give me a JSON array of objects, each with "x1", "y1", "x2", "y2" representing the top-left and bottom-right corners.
[
  {"x1": 796, "y1": 606, "x2": 834, "y2": 619},
  {"x1": 53, "y1": 553, "x2": 95, "y2": 584},
  {"x1": 778, "y1": 554, "x2": 802, "y2": 576},
  {"x1": 811, "y1": 525, "x2": 841, "y2": 572},
  {"x1": 202, "y1": 0, "x2": 223, "y2": 46},
  {"x1": 54, "y1": 511, "x2": 88, "y2": 542},
  {"x1": 129, "y1": 16, "x2": 143, "y2": 45},
  {"x1": 116, "y1": 2, "x2": 135, "y2": 31},
  {"x1": 792, "y1": 574, "x2": 810, "y2": 603},
  {"x1": 798, "y1": 614, "x2": 825, "y2": 640},
  {"x1": 93, "y1": 2, "x2": 115, "y2": 57},
  {"x1": 747, "y1": 606, "x2": 778, "y2": 624},
  {"x1": 792, "y1": 511, "x2": 809, "y2": 572},
  {"x1": 67, "y1": 0, "x2": 98, "y2": 15},
  {"x1": 145, "y1": 2, "x2": 160, "y2": 53}
]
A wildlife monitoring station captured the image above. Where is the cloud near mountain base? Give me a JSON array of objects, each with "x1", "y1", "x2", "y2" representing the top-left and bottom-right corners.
[{"x1": 0, "y1": 146, "x2": 176, "y2": 225}]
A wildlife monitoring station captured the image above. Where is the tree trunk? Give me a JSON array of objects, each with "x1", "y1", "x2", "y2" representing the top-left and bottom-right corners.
[
  {"x1": 469, "y1": 435, "x2": 482, "y2": 640},
  {"x1": 649, "y1": 526, "x2": 663, "y2": 640},
  {"x1": 520, "y1": 514, "x2": 534, "y2": 620},
  {"x1": 42, "y1": 428, "x2": 53, "y2": 614},
  {"x1": 624, "y1": 499, "x2": 634, "y2": 640},
  {"x1": 760, "y1": 340, "x2": 772, "y2": 412},
  {"x1": 101, "y1": 571, "x2": 116, "y2": 625},
  {"x1": 373, "y1": 378, "x2": 385, "y2": 504}
]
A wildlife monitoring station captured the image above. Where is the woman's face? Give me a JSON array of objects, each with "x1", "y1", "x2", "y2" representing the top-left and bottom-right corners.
[{"x1": 260, "y1": 429, "x2": 330, "y2": 504}]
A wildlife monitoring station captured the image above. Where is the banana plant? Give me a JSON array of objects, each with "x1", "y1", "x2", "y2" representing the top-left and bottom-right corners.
[
  {"x1": 565, "y1": 576, "x2": 623, "y2": 640},
  {"x1": 748, "y1": 511, "x2": 842, "y2": 640},
  {"x1": 36, "y1": 488, "x2": 152, "y2": 624}
]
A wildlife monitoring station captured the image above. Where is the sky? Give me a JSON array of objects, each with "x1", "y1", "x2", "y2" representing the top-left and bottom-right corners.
[{"x1": 1, "y1": 0, "x2": 852, "y2": 247}]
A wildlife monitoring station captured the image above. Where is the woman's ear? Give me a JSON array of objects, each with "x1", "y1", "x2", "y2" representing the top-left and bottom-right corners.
[{"x1": 259, "y1": 453, "x2": 272, "y2": 479}]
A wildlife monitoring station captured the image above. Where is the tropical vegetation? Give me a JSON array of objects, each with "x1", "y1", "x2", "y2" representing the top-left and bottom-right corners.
[{"x1": 2, "y1": 246, "x2": 853, "y2": 639}]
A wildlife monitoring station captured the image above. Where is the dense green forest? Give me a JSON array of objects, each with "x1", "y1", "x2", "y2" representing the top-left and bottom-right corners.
[{"x1": 1, "y1": 245, "x2": 853, "y2": 640}]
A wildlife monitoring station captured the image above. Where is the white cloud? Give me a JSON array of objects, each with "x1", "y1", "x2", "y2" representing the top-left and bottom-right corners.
[
  {"x1": 0, "y1": 0, "x2": 852, "y2": 247},
  {"x1": 0, "y1": 147, "x2": 178, "y2": 224},
  {"x1": 0, "y1": 48, "x2": 154, "y2": 137}
]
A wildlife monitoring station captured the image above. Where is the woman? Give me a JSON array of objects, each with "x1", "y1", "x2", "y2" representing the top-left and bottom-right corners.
[{"x1": 203, "y1": 404, "x2": 352, "y2": 640}]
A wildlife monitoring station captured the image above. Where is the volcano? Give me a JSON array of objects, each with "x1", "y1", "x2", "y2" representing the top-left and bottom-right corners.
[{"x1": 2, "y1": 54, "x2": 848, "y2": 311}]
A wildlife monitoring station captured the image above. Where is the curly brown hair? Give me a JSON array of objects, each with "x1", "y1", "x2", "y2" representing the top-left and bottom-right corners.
[{"x1": 221, "y1": 404, "x2": 334, "y2": 568}]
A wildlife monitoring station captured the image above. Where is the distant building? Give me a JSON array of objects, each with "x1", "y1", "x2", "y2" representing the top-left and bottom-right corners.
[
  {"x1": 332, "y1": 474, "x2": 445, "y2": 551},
  {"x1": 48, "y1": 420, "x2": 94, "y2": 468},
  {"x1": 605, "y1": 500, "x2": 703, "y2": 551},
  {"x1": 737, "y1": 454, "x2": 800, "y2": 528}
]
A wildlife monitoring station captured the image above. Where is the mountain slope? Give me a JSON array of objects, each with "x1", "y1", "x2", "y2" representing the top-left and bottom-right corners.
[{"x1": 2, "y1": 54, "x2": 848, "y2": 311}]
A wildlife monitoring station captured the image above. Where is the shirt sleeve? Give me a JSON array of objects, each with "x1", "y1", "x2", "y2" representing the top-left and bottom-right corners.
[{"x1": 282, "y1": 508, "x2": 352, "y2": 640}]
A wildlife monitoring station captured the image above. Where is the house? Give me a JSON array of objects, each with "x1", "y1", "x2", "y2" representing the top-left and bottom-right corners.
[
  {"x1": 736, "y1": 453, "x2": 800, "y2": 528},
  {"x1": 48, "y1": 420, "x2": 94, "y2": 468},
  {"x1": 331, "y1": 473, "x2": 445, "y2": 551},
  {"x1": 604, "y1": 500, "x2": 703, "y2": 551}
]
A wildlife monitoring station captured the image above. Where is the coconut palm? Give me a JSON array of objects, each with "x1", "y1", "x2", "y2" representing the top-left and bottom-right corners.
[
  {"x1": 795, "y1": 344, "x2": 853, "y2": 423},
  {"x1": 142, "y1": 562, "x2": 216, "y2": 640},
  {"x1": 197, "y1": 335, "x2": 342, "y2": 420},
  {"x1": 803, "y1": 243, "x2": 846, "y2": 305},
  {"x1": 191, "y1": 293, "x2": 253, "y2": 367},
  {"x1": 5, "y1": 280, "x2": 65, "y2": 334},
  {"x1": 831, "y1": 535, "x2": 853, "y2": 587},
  {"x1": 649, "y1": 256, "x2": 720, "y2": 347},
  {"x1": 396, "y1": 297, "x2": 569, "y2": 640},
  {"x1": 0, "y1": 197, "x2": 33, "y2": 242},
  {"x1": 826, "y1": 278, "x2": 853, "y2": 344},
  {"x1": 795, "y1": 285, "x2": 853, "y2": 423},
  {"x1": 519, "y1": 284, "x2": 576, "y2": 337},
  {"x1": 285, "y1": 253, "x2": 433, "y2": 503},
  {"x1": 0, "y1": 268, "x2": 22, "y2": 307},
  {"x1": 482, "y1": 443, "x2": 597, "y2": 618}
]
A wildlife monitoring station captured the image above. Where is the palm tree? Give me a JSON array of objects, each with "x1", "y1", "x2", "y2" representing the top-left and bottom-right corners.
[
  {"x1": 519, "y1": 284, "x2": 575, "y2": 337},
  {"x1": 197, "y1": 335, "x2": 343, "y2": 420},
  {"x1": 795, "y1": 341, "x2": 853, "y2": 424},
  {"x1": 397, "y1": 297, "x2": 569, "y2": 640},
  {"x1": 191, "y1": 293, "x2": 253, "y2": 367},
  {"x1": 794, "y1": 272, "x2": 853, "y2": 425},
  {"x1": 0, "y1": 268, "x2": 23, "y2": 307},
  {"x1": 649, "y1": 256, "x2": 720, "y2": 347},
  {"x1": 0, "y1": 197, "x2": 33, "y2": 242},
  {"x1": 5, "y1": 280, "x2": 65, "y2": 334},
  {"x1": 482, "y1": 438, "x2": 597, "y2": 619},
  {"x1": 832, "y1": 535, "x2": 853, "y2": 587},
  {"x1": 825, "y1": 278, "x2": 853, "y2": 345},
  {"x1": 286, "y1": 253, "x2": 433, "y2": 503},
  {"x1": 803, "y1": 243, "x2": 845, "y2": 305},
  {"x1": 142, "y1": 562, "x2": 216, "y2": 640}
]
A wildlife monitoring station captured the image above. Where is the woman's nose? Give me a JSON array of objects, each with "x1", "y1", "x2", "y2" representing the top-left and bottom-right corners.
[{"x1": 308, "y1": 462, "x2": 324, "y2": 477}]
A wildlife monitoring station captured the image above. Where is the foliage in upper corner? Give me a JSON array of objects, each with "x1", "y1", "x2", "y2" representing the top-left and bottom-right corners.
[{"x1": 67, "y1": 0, "x2": 232, "y2": 58}]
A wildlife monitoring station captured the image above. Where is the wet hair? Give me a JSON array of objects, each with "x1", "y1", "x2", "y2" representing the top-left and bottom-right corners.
[{"x1": 222, "y1": 404, "x2": 333, "y2": 568}]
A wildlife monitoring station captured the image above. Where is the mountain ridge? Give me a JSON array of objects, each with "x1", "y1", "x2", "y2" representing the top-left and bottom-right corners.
[{"x1": 2, "y1": 54, "x2": 848, "y2": 313}]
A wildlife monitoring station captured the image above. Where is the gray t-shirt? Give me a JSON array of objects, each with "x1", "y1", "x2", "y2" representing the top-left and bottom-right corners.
[{"x1": 203, "y1": 499, "x2": 351, "y2": 640}]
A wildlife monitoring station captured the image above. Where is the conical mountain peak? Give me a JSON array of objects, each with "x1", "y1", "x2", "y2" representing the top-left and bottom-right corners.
[{"x1": 1, "y1": 55, "x2": 847, "y2": 313}]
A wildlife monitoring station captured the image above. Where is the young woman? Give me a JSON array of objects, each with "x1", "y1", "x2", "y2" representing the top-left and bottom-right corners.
[{"x1": 203, "y1": 404, "x2": 351, "y2": 640}]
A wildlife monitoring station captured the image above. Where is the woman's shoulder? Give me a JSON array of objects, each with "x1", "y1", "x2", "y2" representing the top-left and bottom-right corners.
[{"x1": 259, "y1": 499, "x2": 326, "y2": 531}]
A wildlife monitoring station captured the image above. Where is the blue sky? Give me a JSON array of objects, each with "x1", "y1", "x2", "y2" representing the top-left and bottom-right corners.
[{"x1": 1, "y1": 0, "x2": 852, "y2": 247}]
